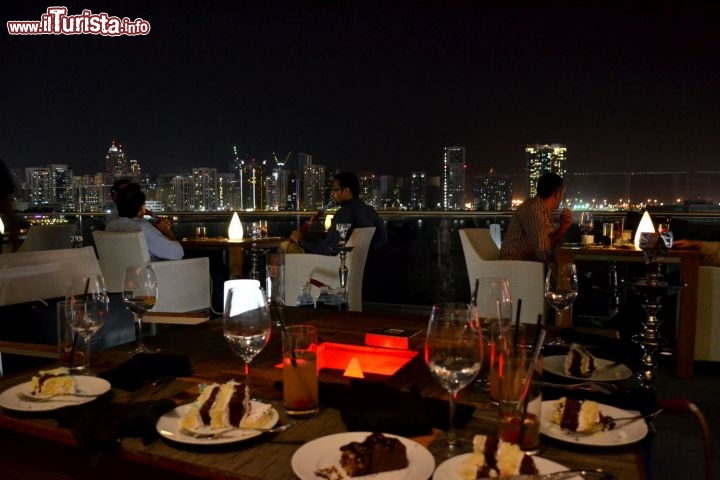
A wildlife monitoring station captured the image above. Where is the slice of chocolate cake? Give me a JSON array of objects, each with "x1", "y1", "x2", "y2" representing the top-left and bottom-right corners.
[{"x1": 339, "y1": 432, "x2": 409, "y2": 477}]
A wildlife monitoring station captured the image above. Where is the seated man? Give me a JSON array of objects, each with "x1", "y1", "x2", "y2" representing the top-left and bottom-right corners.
[
  {"x1": 673, "y1": 239, "x2": 720, "y2": 266},
  {"x1": 500, "y1": 172, "x2": 573, "y2": 263},
  {"x1": 106, "y1": 184, "x2": 184, "y2": 261},
  {"x1": 285, "y1": 172, "x2": 387, "y2": 255}
]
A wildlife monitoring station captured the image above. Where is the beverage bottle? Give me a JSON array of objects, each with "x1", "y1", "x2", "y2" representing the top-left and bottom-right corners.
[
  {"x1": 296, "y1": 285, "x2": 314, "y2": 308},
  {"x1": 314, "y1": 286, "x2": 332, "y2": 309}
]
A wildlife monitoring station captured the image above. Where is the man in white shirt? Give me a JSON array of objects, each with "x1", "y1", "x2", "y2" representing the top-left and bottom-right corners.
[{"x1": 106, "y1": 184, "x2": 183, "y2": 261}]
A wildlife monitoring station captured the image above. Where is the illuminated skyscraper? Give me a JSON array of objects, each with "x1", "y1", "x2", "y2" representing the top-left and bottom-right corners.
[
  {"x1": 472, "y1": 170, "x2": 512, "y2": 211},
  {"x1": 192, "y1": 167, "x2": 218, "y2": 211},
  {"x1": 105, "y1": 139, "x2": 128, "y2": 182},
  {"x1": 525, "y1": 144, "x2": 567, "y2": 198},
  {"x1": 410, "y1": 172, "x2": 427, "y2": 210},
  {"x1": 443, "y1": 146, "x2": 466, "y2": 210},
  {"x1": 358, "y1": 171, "x2": 380, "y2": 208},
  {"x1": 302, "y1": 163, "x2": 326, "y2": 211}
]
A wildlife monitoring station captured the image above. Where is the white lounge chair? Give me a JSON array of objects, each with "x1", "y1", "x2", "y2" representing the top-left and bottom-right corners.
[
  {"x1": 283, "y1": 227, "x2": 375, "y2": 312},
  {"x1": 459, "y1": 228, "x2": 545, "y2": 325}
]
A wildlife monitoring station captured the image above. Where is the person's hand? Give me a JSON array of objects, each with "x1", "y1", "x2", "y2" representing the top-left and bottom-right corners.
[
  {"x1": 559, "y1": 207, "x2": 573, "y2": 231},
  {"x1": 154, "y1": 218, "x2": 175, "y2": 239},
  {"x1": 289, "y1": 230, "x2": 302, "y2": 244}
]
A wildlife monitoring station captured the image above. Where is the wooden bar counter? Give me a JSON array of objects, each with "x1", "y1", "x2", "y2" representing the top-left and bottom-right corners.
[{"x1": 0, "y1": 309, "x2": 646, "y2": 479}]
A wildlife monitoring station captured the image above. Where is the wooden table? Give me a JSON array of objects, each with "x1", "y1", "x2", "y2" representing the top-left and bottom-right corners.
[
  {"x1": 180, "y1": 236, "x2": 285, "y2": 279},
  {"x1": 557, "y1": 245, "x2": 702, "y2": 379},
  {"x1": 0, "y1": 309, "x2": 646, "y2": 480}
]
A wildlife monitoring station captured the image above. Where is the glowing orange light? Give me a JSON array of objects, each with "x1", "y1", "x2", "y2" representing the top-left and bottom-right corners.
[{"x1": 343, "y1": 357, "x2": 365, "y2": 378}]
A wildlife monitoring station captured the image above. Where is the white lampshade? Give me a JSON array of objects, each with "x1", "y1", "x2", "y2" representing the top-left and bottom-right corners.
[
  {"x1": 634, "y1": 211, "x2": 656, "y2": 249},
  {"x1": 228, "y1": 212, "x2": 244, "y2": 240},
  {"x1": 324, "y1": 213, "x2": 334, "y2": 231}
]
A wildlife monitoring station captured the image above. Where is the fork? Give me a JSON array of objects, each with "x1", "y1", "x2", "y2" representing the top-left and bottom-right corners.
[
  {"x1": 16, "y1": 391, "x2": 99, "y2": 402},
  {"x1": 568, "y1": 409, "x2": 663, "y2": 435},
  {"x1": 498, "y1": 469, "x2": 616, "y2": 479},
  {"x1": 180, "y1": 420, "x2": 296, "y2": 439},
  {"x1": 539, "y1": 381, "x2": 617, "y2": 394}
]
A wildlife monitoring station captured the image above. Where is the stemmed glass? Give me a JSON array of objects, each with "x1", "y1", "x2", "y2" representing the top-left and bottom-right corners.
[
  {"x1": 223, "y1": 285, "x2": 272, "y2": 390},
  {"x1": 579, "y1": 212, "x2": 594, "y2": 243},
  {"x1": 425, "y1": 303, "x2": 482, "y2": 449},
  {"x1": 473, "y1": 278, "x2": 512, "y2": 391},
  {"x1": 65, "y1": 274, "x2": 109, "y2": 372},
  {"x1": 122, "y1": 265, "x2": 158, "y2": 355},
  {"x1": 544, "y1": 263, "x2": 579, "y2": 347},
  {"x1": 336, "y1": 223, "x2": 351, "y2": 245}
]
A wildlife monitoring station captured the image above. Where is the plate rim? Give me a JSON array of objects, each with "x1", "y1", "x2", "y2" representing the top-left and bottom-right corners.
[
  {"x1": 433, "y1": 453, "x2": 570, "y2": 480},
  {"x1": 0, "y1": 375, "x2": 111, "y2": 412},
  {"x1": 291, "y1": 431, "x2": 436, "y2": 480},
  {"x1": 155, "y1": 401, "x2": 279, "y2": 446},
  {"x1": 543, "y1": 355, "x2": 632, "y2": 381},
  {"x1": 540, "y1": 399, "x2": 648, "y2": 446}
]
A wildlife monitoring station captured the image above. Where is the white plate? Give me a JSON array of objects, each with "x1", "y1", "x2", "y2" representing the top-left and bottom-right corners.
[
  {"x1": 434, "y1": 454, "x2": 573, "y2": 480},
  {"x1": 156, "y1": 401, "x2": 279, "y2": 446},
  {"x1": 0, "y1": 376, "x2": 111, "y2": 412},
  {"x1": 292, "y1": 431, "x2": 435, "y2": 480},
  {"x1": 540, "y1": 400, "x2": 649, "y2": 446},
  {"x1": 544, "y1": 355, "x2": 632, "y2": 381}
]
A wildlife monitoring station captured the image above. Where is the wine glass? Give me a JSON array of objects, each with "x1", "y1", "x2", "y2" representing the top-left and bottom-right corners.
[
  {"x1": 65, "y1": 274, "x2": 109, "y2": 372},
  {"x1": 473, "y1": 278, "x2": 511, "y2": 392},
  {"x1": 579, "y1": 211, "x2": 594, "y2": 243},
  {"x1": 223, "y1": 285, "x2": 271, "y2": 390},
  {"x1": 122, "y1": 265, "x2": 158, "y2": 355},
  {"x1": 336, "y1": 223, "x2": 351, "y2": 245},
  {"x1": 544, "y1": 263, "x2": 579, "y2": 347},
  {"x1": 425, "y1": 303, "x2": 482, "y2": 449}
]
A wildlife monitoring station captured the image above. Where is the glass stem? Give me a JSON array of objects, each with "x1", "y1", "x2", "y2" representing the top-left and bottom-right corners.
[
  {"x1": 244, "y1": 361, "x2": 251, "y2": 389},
  {"x1": 84, "y1": 335, "x2": 91, "y2": 369},
  {"x1": 448, "y1": 391, "x2": 458, "y2": 446},
  {"x1": 136, "y1": 313, "x2": 145, "y2": 348}
]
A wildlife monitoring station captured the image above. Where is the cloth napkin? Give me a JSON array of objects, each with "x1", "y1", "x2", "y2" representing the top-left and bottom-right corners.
[
  {"x1": 99, "y1": 353, "x2": 192, "y2": 391},
  {"x1": 318, "y1": 380, "x2": 476, "y2": 437},
  {"x1": 54, "y1": 398, "x2": 176, "y2": 453}
]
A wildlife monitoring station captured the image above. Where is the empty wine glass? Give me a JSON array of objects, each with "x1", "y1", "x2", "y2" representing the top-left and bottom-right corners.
[
  {"x1": 544, "y1": 263, "x2": 579, "y2": 347},
  {"x1": 473, "y1": 278, "x2": 512, "y2": 392},
  {"x1": 336, "y1": 223, "x2": 351, "y2": 245},
  {"x1": 123, "y1": 265, "x2": 158, "y2": 355},
  {"x1": 223, "y1": 284, "x2": 271, "y2": 390},
  {"x1": 425, "y1": 303, "x2": 482, "y2": 449},
  {"x1": 579, "y1": 211, "x2": 594, "y2": 243},
  {"x1": 65, "y1": 274, "x2": 109, "y2": 372}
]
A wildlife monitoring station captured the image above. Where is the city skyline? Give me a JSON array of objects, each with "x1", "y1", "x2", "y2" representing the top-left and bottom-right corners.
[{"x1": 2, "y1": 1, "x2": 719, "y2": 181}]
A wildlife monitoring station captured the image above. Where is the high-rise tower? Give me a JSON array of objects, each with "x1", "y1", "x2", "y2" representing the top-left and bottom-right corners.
[
  {"x1": 443, "y1": 146, "x2": 466, "y2": 210},
  {"x1": 525, "y1": 144, "x2": 567, "y2": 198}
]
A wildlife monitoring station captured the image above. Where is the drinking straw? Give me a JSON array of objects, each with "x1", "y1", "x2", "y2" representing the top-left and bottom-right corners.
[
  {"x1": 513, "y1": 299, "x2": 522, "y2": 349},
  {"x1": 533, "y1": 313, "x2": 543, "y2": 349},
  {"x1": 471, "y1": 278, "x2": 480, "y2": 307},
  {"x1": 275, "y1": 303, "x2": 297, "y2": 366},
  {"x1": 515, "y1": 328, "x2": 546, "y2": 416}
]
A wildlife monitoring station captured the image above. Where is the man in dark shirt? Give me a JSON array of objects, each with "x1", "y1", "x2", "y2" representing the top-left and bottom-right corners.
[{"x1": 287, "y1": 172, "x2": 387, "y2": 255}]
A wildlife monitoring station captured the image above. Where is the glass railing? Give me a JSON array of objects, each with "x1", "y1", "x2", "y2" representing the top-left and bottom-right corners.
[{"x1": 6, "y1": 209, "x2": 720, "y2": 308}]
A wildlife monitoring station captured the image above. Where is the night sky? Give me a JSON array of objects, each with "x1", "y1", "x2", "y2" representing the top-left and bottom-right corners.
[{"x1": 2, "y1": 1, "x2": 719, "y2": 180}]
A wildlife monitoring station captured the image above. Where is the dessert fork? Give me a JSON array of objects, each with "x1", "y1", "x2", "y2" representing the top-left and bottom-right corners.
[
  {"x1": 180, "y1": 420, "x2": 296, "y2": 438},
  {"x1": 569, "y1": 409, "x2": 663, "y2": 435},
  {"x1": 498, "y1": 469, "x2": 616, "y2": 479},
  {"x1": 16, "y1": 391, "x2": 98, "y2": 402}
]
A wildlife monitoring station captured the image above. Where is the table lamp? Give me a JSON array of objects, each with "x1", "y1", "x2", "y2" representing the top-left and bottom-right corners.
[
  {"x1": 228, "y1": 212, "x2": 244, "y2": 240},
  {"x1": 633, "y1": 211, "x2": 655, "y2": 249}
]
